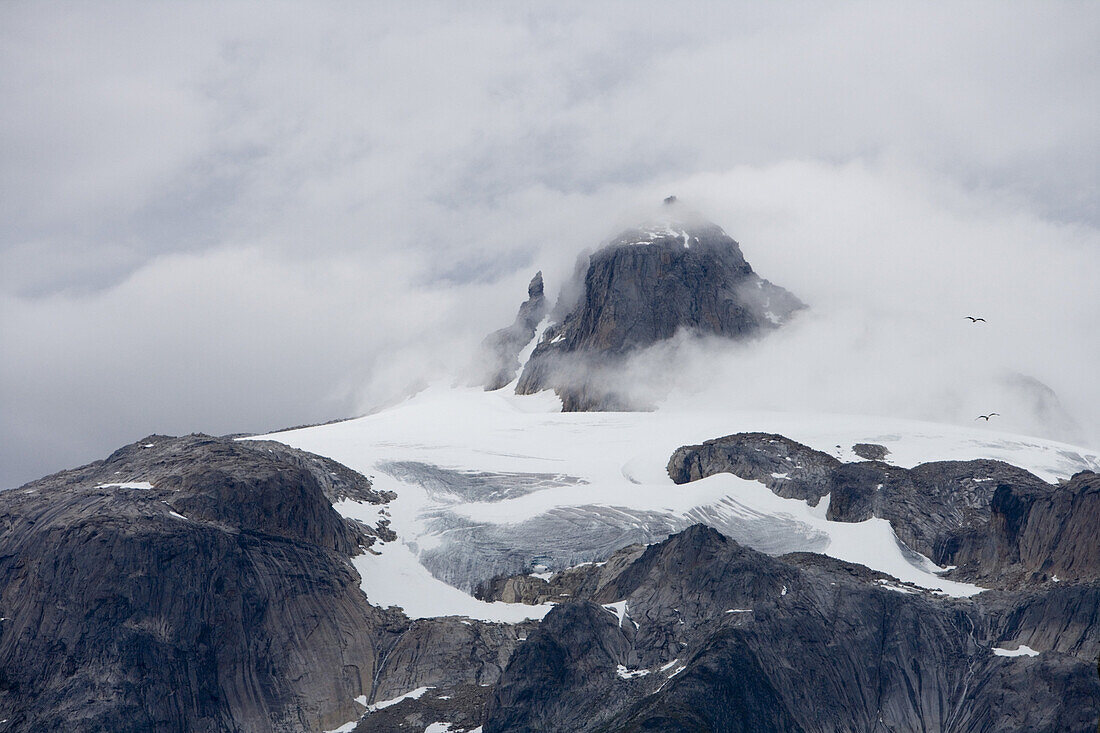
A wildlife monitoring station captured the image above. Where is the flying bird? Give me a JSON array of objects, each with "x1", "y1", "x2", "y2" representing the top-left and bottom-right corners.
[
  {"x1": 975, "y1": 413, "x2": 1000, "y2": 421},
  {"x1": 964, "y1": 316, "x2": 986, "y2": 322}
]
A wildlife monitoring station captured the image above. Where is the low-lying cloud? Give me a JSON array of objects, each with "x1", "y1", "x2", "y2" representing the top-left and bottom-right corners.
[{"x1": 492, "y1": 160, "x2": 1100, "y2": 448}]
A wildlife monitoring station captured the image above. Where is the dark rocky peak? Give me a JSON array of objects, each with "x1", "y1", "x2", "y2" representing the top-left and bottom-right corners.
[
  {"x1": 474, "y1": 542, "x2": 648, "y2": 606},
  {"x1": 595, "y1": 523, "x2": 799, "y2": 615},
  {"x1": 513, "y1": 202, "x2": 805, "y2": 410},
  {"x1": 476, "y1": 270, "x2": 549, "y2": 391},
  {"x1": 528, "y1": 269, "x2": 544, "y2": 297},
  {"x1": 599, "y1": 523, "x2": 735, "y2": 594}
]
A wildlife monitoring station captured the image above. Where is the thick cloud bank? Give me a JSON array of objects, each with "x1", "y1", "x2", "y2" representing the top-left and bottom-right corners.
[{"x1": 2, "y1": 2, "x2": 1098, "y2": 487}]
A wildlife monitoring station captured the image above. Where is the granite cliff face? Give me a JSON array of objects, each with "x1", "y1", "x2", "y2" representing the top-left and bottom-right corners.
[
  {"x1": 480, "y1": 204, "x2": 804, "y2": 409},
  {"x1": 0, "y1": 434, "x2": 391, "y2": 731}
]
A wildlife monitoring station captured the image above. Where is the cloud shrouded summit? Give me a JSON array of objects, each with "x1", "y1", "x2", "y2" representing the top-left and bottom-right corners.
[
  {"x1": 503, "y1": 202, "x2": 803, "y2": 410},
  {"x1": 2, "y1": 2, "x2": 1099, "y2": 487}
]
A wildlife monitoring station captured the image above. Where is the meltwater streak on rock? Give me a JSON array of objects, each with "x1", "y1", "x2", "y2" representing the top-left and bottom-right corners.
[{"x1": 508, "y1": 205, "x2": 804, "y2": 410}]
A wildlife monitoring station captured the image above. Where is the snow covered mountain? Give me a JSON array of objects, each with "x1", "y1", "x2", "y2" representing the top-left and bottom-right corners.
[{"x1": 2, "y1": 207, "x2": 1098, "y2": 732}]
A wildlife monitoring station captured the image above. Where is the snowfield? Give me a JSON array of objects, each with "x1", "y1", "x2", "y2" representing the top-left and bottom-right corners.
[{"x1": 249, "y1": 384, "x2": 1100, "y2": 622}]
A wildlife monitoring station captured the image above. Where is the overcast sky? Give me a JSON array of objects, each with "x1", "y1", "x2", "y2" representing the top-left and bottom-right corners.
[{"x1": 3, "y1": 2, "x2": 1099, "y2": 488}]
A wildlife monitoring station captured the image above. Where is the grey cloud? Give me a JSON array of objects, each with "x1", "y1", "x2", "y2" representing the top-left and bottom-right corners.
[{"x1": 2, "y1": 2, "x2": 1098, "y2": 487}]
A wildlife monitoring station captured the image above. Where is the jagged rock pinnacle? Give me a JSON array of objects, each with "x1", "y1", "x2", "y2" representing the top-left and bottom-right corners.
[
  {"x1": 527, "y1": 270, "x2": 544, "y2": 299},
  {"x1": 475, "y1": 271, "x2": 549, "y2": 391}
]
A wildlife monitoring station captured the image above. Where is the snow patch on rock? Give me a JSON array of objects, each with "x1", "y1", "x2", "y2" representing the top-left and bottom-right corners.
[
  {"x1": 96, "y1": 481, "x2": 153, "y2": 490},
  {"x1": 616, "y1": 664, "x2": 650, "y2": 679}
]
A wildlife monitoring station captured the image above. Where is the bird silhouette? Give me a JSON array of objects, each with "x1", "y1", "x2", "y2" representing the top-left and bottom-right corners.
[
  {"x1": 965, "y1": 316, "x2": 986, "y2": 322},
  {"x1": 975, "y1": 413, "x2": 1000, "y2": 421}
]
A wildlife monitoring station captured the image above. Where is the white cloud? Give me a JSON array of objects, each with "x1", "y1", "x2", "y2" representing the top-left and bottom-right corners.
[{"x1": 527, "y1": 160, "x2": 1100, "y2": 447}]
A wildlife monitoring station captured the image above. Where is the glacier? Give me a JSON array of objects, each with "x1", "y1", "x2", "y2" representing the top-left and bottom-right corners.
[{"x1": 249, "y1": 384, "x2": 1100, "y2": 621}]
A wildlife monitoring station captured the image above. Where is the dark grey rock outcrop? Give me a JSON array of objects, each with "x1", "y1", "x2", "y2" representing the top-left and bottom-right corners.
[
  {"x1": 980, "y1": 582, "x2": 1100, "y2": 662},
  {"x1": 483, "y1": 525, "x2": 1100, "y2": 732},
  {"x1": 852, "y1": 442, "x2": 889, "y2": 461},
  {"x1": 0, "y1": 435, "x2": 529, "y2": 733},
  {"x1": 515, "y1": 208, "x2": 804, "y2": 410},
  {"x1": 477, "y1": 271, "x2": 548, "y2": 390},
  {"x1": 977, "y1": 470, "x2": 1100, "y2": 583},
  {"x1": 667, "y1": 433, "x2": 1100, "y2": 587},
  {"x1": 667, "y1": 432, "x2": 839, "y2": 504}
]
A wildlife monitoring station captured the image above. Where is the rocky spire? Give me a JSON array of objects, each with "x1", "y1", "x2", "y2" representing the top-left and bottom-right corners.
[
  {"x1": 476, "y1": 271, "x2": 549, "y2": 391},
  {"x1": 514, "y1": 206, "x2": 805, "y2": 410}
]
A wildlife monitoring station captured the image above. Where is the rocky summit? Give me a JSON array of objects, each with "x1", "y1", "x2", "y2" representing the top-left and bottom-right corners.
[{"x1": 481, "y1": 202, "x2": 804, "y2": 409}]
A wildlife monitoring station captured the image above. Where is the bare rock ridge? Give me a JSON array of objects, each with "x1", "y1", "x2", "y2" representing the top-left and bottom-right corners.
[
  {"x1": 476, "y1": 271, "x2": 548, "y2": 391},
  {"x1": 667, "y1": 432, "x2": 1100, "y2": 587},
  {"x1": 482, "y1": 203, "x2": 804, "y2": 410}
]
